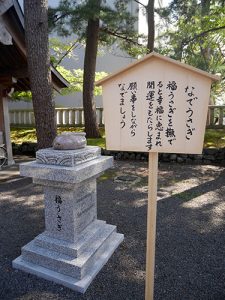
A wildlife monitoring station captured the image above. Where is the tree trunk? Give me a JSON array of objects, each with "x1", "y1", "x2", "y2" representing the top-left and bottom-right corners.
[
  {"x1": 83, "y1": 1, "x2": 101, "y2": 138},
  {"x1": 200, "y1": 0, "x2": 211, "y2": 67},
  {"x1": 24, "y1": 0, "x2": 57, "y2": 149},
  {"x1": 147, "y1": 0, "x2": 155, "y2": 53}
]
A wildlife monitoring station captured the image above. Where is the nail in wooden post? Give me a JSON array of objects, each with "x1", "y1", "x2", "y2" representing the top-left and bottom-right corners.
[{"x1": 145, "y1": 152, "x2": 158, "y2": 300}]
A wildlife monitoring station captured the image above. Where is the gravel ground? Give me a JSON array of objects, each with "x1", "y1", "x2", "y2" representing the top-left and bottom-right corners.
[{"x1": 0, "y1": 158, "x2": 225, "y2": 300}]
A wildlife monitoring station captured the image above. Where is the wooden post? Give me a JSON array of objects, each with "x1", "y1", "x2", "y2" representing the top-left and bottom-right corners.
[
  {"x1": 2, "y1": 96, "x2": 15, "y2": 165},
  {"x1": 145, "y1": 152, "x2": 158, "y2": 300}
]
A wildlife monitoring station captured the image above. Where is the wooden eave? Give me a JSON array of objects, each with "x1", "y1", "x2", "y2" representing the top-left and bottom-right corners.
[
  {"x1": 0, "y1": 0, "x2": 69, "y2": 92},
  {"x1": 96, "y1": 52, "x2": 220, "y2": 86},
  {"x1": 51, "y1": 67, "x2": 70, "y2": 92}
]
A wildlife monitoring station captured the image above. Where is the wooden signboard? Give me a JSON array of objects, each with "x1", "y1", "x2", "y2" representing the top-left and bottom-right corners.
[{"x1": 96, "y1": 52, "x2": 219, "y2": 300}]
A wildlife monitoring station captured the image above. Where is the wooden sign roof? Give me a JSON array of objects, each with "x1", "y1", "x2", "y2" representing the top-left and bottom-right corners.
[{"x1": 96, "y1": 52, "x2": 220, "y2": 86}]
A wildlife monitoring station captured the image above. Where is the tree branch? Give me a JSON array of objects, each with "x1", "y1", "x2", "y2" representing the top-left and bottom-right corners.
[
  {"x1": 49, "y1": 12, "x2": 71, "y2": 24},
  {"x1": 133, "y1": 0, "x2": 147, "y2": 8},
  {"x1": 182, "y1": 25, "x2": 225, "y2": 46},
  {"x1": 55, "y1": 42, "x2": 79, "y2": 66},
  {"x1": 100, "y1": 27, "x2": 145, "y2": 47}
]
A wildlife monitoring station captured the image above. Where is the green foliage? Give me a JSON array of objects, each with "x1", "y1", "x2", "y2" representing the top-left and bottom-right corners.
[
  {"x1": 11, "y1": 91, "x2": 32, "y2": 101},
  {"x1": 49, "y1": 0, "x2": 139, "y2": 49},
  {"x1": 56, "y1": 66, "x2": 107, "y2": 95},
  {"x1": 156, "y1": 0, "x2": 225, "y2": 103},
  {"x1": 56, "y1": 66, "x2": 83, "y2": 94},
  {"x1": 204, "y1": 129, "x2": 225, "y2": 148},
  {"x1": 11, "y1": 36, "x2": 107, "y2": 100},
  {"x1": 50, "y1": 36, "x2": 108, "y2": 95},
  {"x1": 10, "y1": 127, "x2": 37, "y2": 143},
  {"x1": 120, "y1": 35, "x2": 148, "y2": 58},
  {"x1": 49, "y1": 37, "x2": 79, "y2": 65}
]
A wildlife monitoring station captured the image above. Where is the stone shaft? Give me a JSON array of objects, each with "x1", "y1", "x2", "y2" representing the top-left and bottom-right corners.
[{"x1": 43, "y1": 179, "x2": 97, "y2": 243}]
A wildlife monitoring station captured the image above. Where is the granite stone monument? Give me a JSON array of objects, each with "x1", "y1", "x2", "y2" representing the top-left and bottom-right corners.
[{"x1": 13, "y1": 133, "x2": 124, "y2": 293}]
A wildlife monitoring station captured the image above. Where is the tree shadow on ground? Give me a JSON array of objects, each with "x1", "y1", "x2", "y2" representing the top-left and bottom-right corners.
[{"x1": 0, "y1": 162, "x2": 225, "y2": 300}]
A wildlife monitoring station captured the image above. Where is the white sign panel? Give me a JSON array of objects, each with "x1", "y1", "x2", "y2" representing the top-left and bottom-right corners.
[{"x1": 101, "y1": 57, "x2": 213, "y2": 154}]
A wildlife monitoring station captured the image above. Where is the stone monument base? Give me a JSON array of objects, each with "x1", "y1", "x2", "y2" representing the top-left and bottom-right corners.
[{"x1": 13, "y1": 220, "x2": 123, "y2": 293}]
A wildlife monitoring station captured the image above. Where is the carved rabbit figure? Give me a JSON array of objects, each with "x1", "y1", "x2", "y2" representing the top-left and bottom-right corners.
[{"x1": 53, "y1": 132, "x2": 86, "y2": 150}]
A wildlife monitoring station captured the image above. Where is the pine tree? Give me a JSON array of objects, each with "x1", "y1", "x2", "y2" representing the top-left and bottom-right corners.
[
  {"x1": 49, "y1": 0, "x2": 138, "y2": 138},
  {"x1": 156, "y1": 0, "x2": 225, "y2": 101}
]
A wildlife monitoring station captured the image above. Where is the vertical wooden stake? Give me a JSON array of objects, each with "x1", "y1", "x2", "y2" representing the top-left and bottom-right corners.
[{"x1": 145, "y1": 152, "x2": 158, "y2": 300}]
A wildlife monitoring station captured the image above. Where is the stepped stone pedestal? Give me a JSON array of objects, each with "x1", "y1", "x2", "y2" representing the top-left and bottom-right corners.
[{"x1": 13, "y1": 146, "x2": 124, "y2": 293}]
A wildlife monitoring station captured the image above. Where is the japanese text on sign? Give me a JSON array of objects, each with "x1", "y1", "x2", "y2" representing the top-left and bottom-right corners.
[{"x1": 117, "y1": 80, "x2": 199, "y2": 151}]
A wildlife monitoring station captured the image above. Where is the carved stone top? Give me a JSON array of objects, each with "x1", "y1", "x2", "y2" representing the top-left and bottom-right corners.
[
  {"x1": 53, "y1": 132, "x2": 86, "y2": 150},
  {"x1": 36, "y1": 146, "x2": 101, "y2": 167}
]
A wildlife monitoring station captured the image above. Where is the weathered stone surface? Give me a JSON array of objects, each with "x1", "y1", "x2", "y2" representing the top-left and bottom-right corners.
[
  {"x1": 53, "y1": 132, "x2": 86, "y2": 150},
  {"x1": 203, "y1": 159, "x2": 211, "y2": 164},
  {"x1": 193, "y1": 154, "x2": 203, "y2": 160},
  {"x1": 136, "y1": 154, "x2": 141, "y2": 160},
  {"x1": 204, "y1": 155, "x2": 216, "y2": 161},
  {"x1": 36, "y1": 146, "x2": 101, "y2": 167},
  {"x1": 204, "y1": 148, "x2": 218, "y2": 155},
  {"x1": 123, "y1": 152, "x2": 130, "y2": 160},
  {"x1": 180, "y1": 154, "x2": 188, "y2": 159},
  {"x1": 215, "y1": 154, "x2": 224, "y2": 160},
  {"x1": 170, "y1": 154, "x2": 177, "y2": 161},
  {"x1": 117, "y1": 152, "x2": 123, "y2": 160},
  {"x1": 177, "y1": 157, "x2": 184, "y2": 163},
  {"x1": 186, "y1": 158, "x2": 193, "y2": 163}
]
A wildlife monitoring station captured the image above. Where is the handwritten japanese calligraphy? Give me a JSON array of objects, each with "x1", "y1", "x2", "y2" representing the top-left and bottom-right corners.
[
  {"x1": 185, "y1": 86, "x2": 197, "y2": 140},
  {"x1": 118, "y1": 83, "x2": 127, "y2": 129},
  {"x1": 155, "y1": 81, "x2": 164, "y2": 147},
  {"x1": 146, "y1": 81, "x2": 155, "y2": 150},
  {"x1": 113, "y1": 76, "x2": 206, "y2": 154},
  {"x1": 128, "y1": 81, "x2": 138, "y2": 137},
  {"x1": 166, "y1": 81, "x2": 177, "y2": 145}
]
